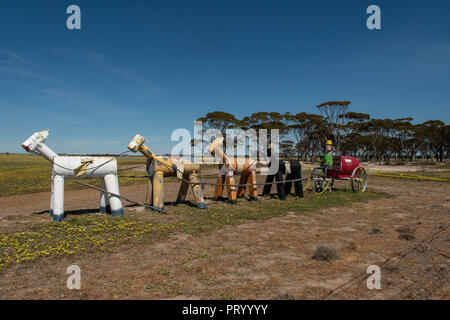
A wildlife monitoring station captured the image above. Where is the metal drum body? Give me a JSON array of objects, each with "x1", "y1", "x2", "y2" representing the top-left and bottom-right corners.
[
  {"x1": 52, "y1": 156, "x2": 117, "y2": 179},
  {"x1": 144, "y1": 156, "x2": 205, "y2": 210},
  {"x1": 327, "y1": 156, "x2": 360, "y2": 178},
  {"x1": 50, "y1": 156, "x2": 123, "y2": 221}
]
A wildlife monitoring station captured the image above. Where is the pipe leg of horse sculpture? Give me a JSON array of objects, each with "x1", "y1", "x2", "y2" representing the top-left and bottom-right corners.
[
  {"x1": 213, "y1": 175, "x2": 226, "y2": 201},
  {"x1": 284, "y1": 160, "x2": 304, "y2": 198},
  {"x1": 262, "y1": 161, "x2": 286, "y2": 200},
  {"x1": 211, "y1": 166, "x2": 237, "y2": 203},
  {"x1": 226, "y1": 174, "x2": 237, "y2": 204},
  {"x1": 145, "y1": 179, "x2": 153, "y2": 207},
  {"x1": 104, "y1": 174, "x2": 123, "y2": 216},
  {"x1": 237, "y1": 174, "x2": 248, "y2": 198},
  {"x1": 176, "y1": 177, "x2": 190, "y2": 204},
  {"x1": 248, "y1": 170, "x2": 258, "y2": 200},
  {"x1": 189, "y1": 171, "x2": 206, "y2": 208},
  {"x1": 99, "y1": 180, "x2": 111, "y2": 213},
  {"x1": 237, "y1": 160, "x2": 258, "y2": 201},
  {"x1": 152, "y1": 171, "x2": 165, "y2": 211},
  {"x1": 50, "y1": 175, "x2": 55, "y2": 217},
  {"x1": 52, "y1": 175, "x2": 65, "y2": 221}
]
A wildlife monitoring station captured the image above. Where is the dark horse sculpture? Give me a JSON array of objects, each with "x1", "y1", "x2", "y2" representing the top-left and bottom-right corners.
[{"x1": 262, "y1": 148, "x2": 304, "y2": 200}]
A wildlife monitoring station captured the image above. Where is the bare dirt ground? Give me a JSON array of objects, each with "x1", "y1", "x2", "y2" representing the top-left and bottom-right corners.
[
  {"x1": 362, "y1": 162, "x2": 449, "y2": 173},
  {"x1": 302, "y1": 161, "x2": 449, "y2": 173},
  {"x1": 0, "y1": 177, "x2": 449, "y2": 300},
  {"x1": 0, "y1": 177, "x2": 203, "y2": 232}
]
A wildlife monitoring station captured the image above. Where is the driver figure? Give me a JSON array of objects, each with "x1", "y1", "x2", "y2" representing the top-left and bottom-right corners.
[{"x1": 319, "y1": 140, "x2": 334, "y2": 177}]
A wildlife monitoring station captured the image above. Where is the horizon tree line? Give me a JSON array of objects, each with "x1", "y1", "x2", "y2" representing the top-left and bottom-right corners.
[{"x1": 197, "y1": 101, "x2": 449, "y2": 163}]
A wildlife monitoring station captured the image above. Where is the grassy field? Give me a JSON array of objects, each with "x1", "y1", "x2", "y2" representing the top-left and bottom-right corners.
[
  {"x1": 0, "y1": 154, "x2": 149, "y2": 196},
  {"x1": 0, "y1": 188, "x2": 389, "y2": 271}
]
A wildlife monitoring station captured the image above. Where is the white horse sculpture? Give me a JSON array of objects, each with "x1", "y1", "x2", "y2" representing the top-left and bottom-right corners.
[{"x1": 21, "y1": 130, "x2": 123, "y2": 222}]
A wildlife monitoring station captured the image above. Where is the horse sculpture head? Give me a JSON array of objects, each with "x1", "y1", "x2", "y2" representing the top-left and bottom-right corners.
[
  {"x1": 22, "y1": 129, "x2": 50, "y2": 152},
  {"x1": 128, "y1": 134, "x2": 146, "y2": 153}
]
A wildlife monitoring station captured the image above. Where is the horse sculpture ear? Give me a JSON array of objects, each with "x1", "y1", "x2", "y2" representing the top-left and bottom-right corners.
[
  {"x1": 38, "y1": 129, "x2": 50, "y2": 141},
  {"x1": 128, "y1": 134, "x2": 145, "y2": 153}
]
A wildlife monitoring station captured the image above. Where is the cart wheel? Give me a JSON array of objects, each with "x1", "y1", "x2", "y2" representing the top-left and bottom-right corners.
[
  {"x1": 311, "y1": 168, "x2": 325, "y2": 193},
  {"x1": 329, "y1": 177, "x2": 335, "y2": 191},
  {"x1": 351, "y1": 167, "x2": 367, "y2": 192},
  {"x1": 311, "y1": 168, "x2": 333, "y2": 194}
]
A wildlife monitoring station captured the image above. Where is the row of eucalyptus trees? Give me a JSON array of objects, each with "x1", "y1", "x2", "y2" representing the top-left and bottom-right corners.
[{"x1": 197, "y1": 101, "x2": 449, "y2": 162}]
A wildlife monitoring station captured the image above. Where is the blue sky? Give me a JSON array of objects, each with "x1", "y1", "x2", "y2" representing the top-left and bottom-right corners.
[{"x1": 0, "y1": 0, "x2": 449, "y2": 154}]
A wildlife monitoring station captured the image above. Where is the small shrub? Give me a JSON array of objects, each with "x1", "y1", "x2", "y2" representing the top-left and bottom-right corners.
[
  {"x1": 346, "y1": 242, "x2": 357, "y2": 251},
  {"x1": 274, "y1": 290, "x2": 296, "y2": 300},
  {"x1": 313, "y1": 245, "x2": 340, "y2": 261},
  {"x1": 158, "y1": 268, "x2": 170, "y2": 276},
  {"x1": 369, "y1": 228, "x2": 382, "y2": 234},
  {"x1": 397, "y1": 227, "x2": 415, "y2": 241},
  {"x1": 384, "y1": 264, "x2": 399, "y2": 273}
]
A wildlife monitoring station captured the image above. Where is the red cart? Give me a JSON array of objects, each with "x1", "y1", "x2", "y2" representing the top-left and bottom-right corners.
[{"x1": 311, "y1": 156, "x2": 367, "y2": 193}]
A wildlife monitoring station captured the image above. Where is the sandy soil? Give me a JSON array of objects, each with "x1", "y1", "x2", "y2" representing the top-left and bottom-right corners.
[
  {"x1": 0, "y1": 177, "x2": 449, "y2": 299},
  {"x1": 301, "y1": 161, "x2": 448, "y2": 173},
  {"x1": 362, "y1": 162, "x2": 448, "y2": 173}
]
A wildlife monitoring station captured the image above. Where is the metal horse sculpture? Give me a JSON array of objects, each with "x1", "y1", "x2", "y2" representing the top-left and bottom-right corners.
[
  {"x1": 21, "y1": 130, "x2": 123, "y2": 222},
  {"x1": 207, "y1": 137, "x2": 258, "y2": 203},
  {"x1": 128, "y1": 134, "x2": 206, "y2": 211},
  {"x1": 262, "y1": 146, "x2": 304, "y2": 200}
]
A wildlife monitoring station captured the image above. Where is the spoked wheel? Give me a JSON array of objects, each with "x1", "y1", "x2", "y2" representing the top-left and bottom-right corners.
[
  {"x1": 311, "y1": 168, "x2": 333, "y2": 194},
  {"x1": 351, "y1": 167, "x2": 367, "y2": 192},
  {"x1": 328, "y1": 177, "x2": 335, "y2": 191}
]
